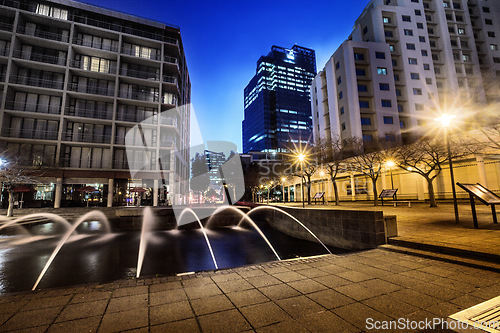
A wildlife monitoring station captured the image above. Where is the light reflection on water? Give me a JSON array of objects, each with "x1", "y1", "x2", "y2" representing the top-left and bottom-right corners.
[{"x1": 0, "y1": 222, "x2": 344, "y2": 293}]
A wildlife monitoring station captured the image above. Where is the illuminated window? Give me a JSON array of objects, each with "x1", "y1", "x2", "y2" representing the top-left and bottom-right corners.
[{"x1": 377, "y1": 67, "x2": 388, "y2": 75}]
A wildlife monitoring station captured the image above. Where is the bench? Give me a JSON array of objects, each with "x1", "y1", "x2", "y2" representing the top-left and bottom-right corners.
[{"x1": 393, "y1": 201, "x2": 411, "y2": 207}]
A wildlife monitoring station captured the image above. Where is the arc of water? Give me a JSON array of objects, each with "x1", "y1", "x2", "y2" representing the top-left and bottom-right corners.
[
  {"x1": 136, "y1": 207, "x2": 154, "y2": 278},
  {"x1": 0, "y1": 213, "x2": 73, "y2": 233},
  {"x1": 32, "y1": 211, "x2": 110, "y2": 291},
  {"x1": 241, "y1": 206, "x2": 332, "y2": 255},
  {"x1": 176, "y1": 208, "x2": 218, "y2": 270},
  {"x1": 206, "y1": 206, "x2": 281, "y2": 261}
]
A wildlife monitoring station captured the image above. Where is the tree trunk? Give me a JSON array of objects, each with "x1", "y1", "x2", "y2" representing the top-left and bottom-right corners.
[
  {"x1": 332, "y1": 180, "x2": 340, "y2": 205},
  {"x1": 307, "y1": 183, "x2": 311, "y2": 204},
  {"x1": 7, "y1": 190, "x2": 15, "y2": 217},
  {"x1": 427, "y1": 178, "x2": 437, "y2": 207},
  {"x1": 372, "y1": 178, "x2": 378, "y2": 206}
]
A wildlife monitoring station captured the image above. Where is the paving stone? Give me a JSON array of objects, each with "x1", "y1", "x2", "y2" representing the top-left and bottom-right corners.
[
  {"x1": 334, "y1": 283, "x2": 384, "y2": 301},
  {"x1": 226, "y1": 289, "x2": 269, "y2": 307},
  {"x1": 387, "y1": 289, "x2": 442, "y2": 309},
  {"x1": 448, "y1": 294, "x2": 486, "y2": 308},
  {"x1": 336, "y1": 270, "x2": 373, "y2": 283},
  {"x1": 106, "y1": 294, "x2": 148, "y2": 313},
  {"x1": 211, "y1": 272, "x2": 242, "y2": 283},
  {"x1": 55, "y1": 299, "x2": 107, "y2": 322},
  {"x1": 256, "y1": 319, "x2": 308, "y2": 333},
  {"x1": 272, "y1": 271, "x2": 306, "y2": 283},
  {"x1": 362, "y1": 295, "x2": 420, "y2": 319},
  {"x1": 184, "y1": 284, "x2": 222, "y2": 300},
  {"x1": 276, "y1": 295, "x2": 325, "y2": 318},
  {"x1": 198, "y1": 309, "x2": 251, "y2": 332},
  {"x1": 149, "y1": 281, "x2": 183, "y2": 293},
  {"x1": 294, "y1": 268, "x2": 330, "y2": 278},
  {"x1": 23, "y1": 295, "x2": 71, "y2": 311},
  {"x1": 237, "y1": 268, "x2": 267, "y2": 278},
  {"x1": 296, "y1": 310, "x2": 360, "y2": 333},
  {"x1": 313, "y1": 275, "x2": 352, "y2": 288},
  {"x1": 215, "y1": 278, "x2": 254, "y2": 293},
  {"x1": 358, "y1": 278, "x2": 402, "y2": 295},
  {"x1": 1, "y1": 306, "x2": 62, "y2": 331},
  {"x1": 182, "y1": 277, "x2": 216, "y2": 288},
  {"x1": 70, "y1": 291, "x2": 111, "y2": 304},
  {"x1": 426, "y1": 302, "x2": 465, "y2": 318},
  {"x1": 288, "y1": 279, "x2": 328, "y2": 294},
  {"x1": 190, "y1": 294, "x2": 234, "y2": 316},
  {"x1": 150, "y1": 288, "x2": 187, "y2": 306},
  {"x1": 111, "y1": 285, "x2": 148, "y2": 298},
  {"x1": 246, "y1": 275, "x2": 282, "y2": 288},
  {"x1": 410, "y1": 282, "x2": 465, "y2": 301},
  {"x1": 150, "y1": 300, "x2": 194, "y2": 325},
  {"x1": 240, "y1": 301, "x2": 291, "y2": 328},
  {"x1": 259, "y1": 284, "x2": 301, "y2": 301},
  {"x1": 48, "y1": 316, "x2": 100, "y2": 333},
  {"x1": 150, "y1": 318, "x2": 200, "y2": 333},
  {"x1": 332, "y1": 302, "x2": 392, "y2": 330},
  {"x1": 307, "y1": 289, "x2": 356, "y2": 309},
  {"x1": 99, "y1": 307, "x2": 148, "y2": 332}
]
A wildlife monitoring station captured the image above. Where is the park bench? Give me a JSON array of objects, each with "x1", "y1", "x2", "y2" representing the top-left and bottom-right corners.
[{"x1": 393, "y1": 201, "x2": 412, "y2": 207}]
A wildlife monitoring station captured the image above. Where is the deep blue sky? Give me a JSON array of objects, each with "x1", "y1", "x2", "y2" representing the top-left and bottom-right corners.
[{"x1": 82, "y1": 0, "x2": 369, "y2": 152}]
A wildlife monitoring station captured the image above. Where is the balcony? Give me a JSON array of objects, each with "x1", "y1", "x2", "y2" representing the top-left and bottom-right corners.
[
  {"x1": 3, "y1": 128, "x2": 59, "y2": 140},
  {"x1": 17, "y1": 26, "x2": 69, "y2": 43},
  {"x1": 13, "y1": 50, "x2": 66, "y2": 66},
  {"x1": 70, "y1": 60, "x2": 117, "y2": 74},
  {"x1": 65, "y1": 106, "x2": 113, "y2": 120},
  {"x1": 160, "y1": 117, "x2": 177, "y2": 127},
  {"x1": 72, "y1": 37, "x2": 119, "y2": 52},
  {"x1": 119, "y1": 90, "x2": 159, "y2": 103},
  {"x1": 164, "y1": 56, "x2": 178, "y2": 65},
  {"x1": 0, "y1": 21, "x2": 13, "y2": 32},
  {"x1": 5, "y1": 101, "x2": 61, "y2": 114},
  {"x1": 0, "y1": 47, "x2": 10, "y2": 57},
  {"x1": 62, "y1": 132, "x2": 111, "y2": 144},
  {"x1": 68, "y1": 83, "x2": 115, "y2": 97},
  {"x1": 121, "y1": 47, "x2": 161, "y2": 61},
  {"x1": 9, "y1": 75, "x2": 64, "y2": 89},
  {"x1": 120, "y1": 67, "x2": 160, "y2": 81}
]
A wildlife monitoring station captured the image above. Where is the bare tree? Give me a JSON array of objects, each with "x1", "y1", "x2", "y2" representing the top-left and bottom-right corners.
[
  {"x1": 392, "y1": 136, "x2": 472, "y2": 207},
  {"x1": 0, "y1": 154, "x2": 41, "y2": 217}
]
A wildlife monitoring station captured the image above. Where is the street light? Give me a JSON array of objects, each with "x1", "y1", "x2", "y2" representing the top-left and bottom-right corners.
[
  {"x1": 385, "y1": 160, "x2": 397, "y2": 200},
  {"x1": 281, "y1": 177, "x2": 286, "y2": 203},
  {"x1": 297, "y1": 153, "x2": 306, "y2": 208},
  {"x1": 435, "y1": 114, "x2": 459, "y2": 224}
]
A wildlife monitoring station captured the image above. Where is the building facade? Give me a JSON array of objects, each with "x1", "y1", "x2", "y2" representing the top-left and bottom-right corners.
[
  {"x1": 311, "y1": 0, "x2": 500, "y2": 145},
  {"x1": 243, "y1": 45, "x2": 316, "y2": 153},
  {"x1": 0, "y1": 0, "x2": 190, "y2": 207}
]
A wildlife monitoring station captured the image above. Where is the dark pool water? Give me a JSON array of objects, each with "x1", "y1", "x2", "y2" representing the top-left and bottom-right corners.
[{"x1": 0, "y1": 223, "x2": 343, "y2": 293}]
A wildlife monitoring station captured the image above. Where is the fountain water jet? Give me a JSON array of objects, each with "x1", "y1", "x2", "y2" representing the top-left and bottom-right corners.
[
  {"x1": 176, "y1": 208, "x2": 218, "y2": 270},
  {"x1": 32, "y1": 211, "x2": 110, "y2": 290},
  {"x1": 0, "y1": 214, "x2": 73, "y2": 234},
  {"x1": 136, "y1": 207, "x2": 155, "y2": 278},
  {"x1": 240, "y1": 206, "x2": 332, "y2": 255},
  {"x1": 206, "y1": 206, "x2": 281, "y2": 261}
]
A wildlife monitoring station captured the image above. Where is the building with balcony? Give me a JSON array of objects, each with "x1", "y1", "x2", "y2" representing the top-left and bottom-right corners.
[
  {"x1": 0, "y1": 0, "x2": 190, "y2": 207},
  {"x1": 242, "y1": 45, "x2": 316, "y2": 154},
  {"x1": 311, "y1": 0, "x2": 500, "y2": 146}
]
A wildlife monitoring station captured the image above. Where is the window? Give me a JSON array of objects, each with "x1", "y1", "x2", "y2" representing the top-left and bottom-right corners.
[
  {"x1": 338, "y1": 91, "x2": 343, "y2": 99},
  {"x1": 35, "y1": 4, "x2": 68, "y2": 20},
  {"x1": 385, "y1": 134, "x2": 396, "y2": 142},
  {"x1": 359, "y1": 101, "x2": 370, "y2": 108},
  {"x1": 407, "y1": 43, "x2": 416, "y2": 50},
  {"x1": 392, "y1": 59, "x2": 398, "y2": 66},
  {"x1": 383, "y1": 116, "x2": 394, "y2": 124},
  {"x1": 354, "y1": 53, "x2": 365, "y2": 61},
  {"x1": 491, "y1": 44, "x2": 499, "y2": 51},
  {"x1": 356, "y1": 68, "x2": 366, "y2": 76},
  {"x1": 413, "y1": 88, "x2": 422, "y2": 95},
  {"x1": 408, "y1": 58, "x2": 418, "y2": 65},
  {"x1": 488, "y1": 31, "x2": 496, "y2": 38},
  {"x1": 383, "y1": 17, "x2": 391, "y2": 24},
  {"x1": 415, "y1": 103, "x2": 424, "y2": 110},
  {"x1": 398, "y1": 104, "x2": 404, "y2": 112},
  {"x1": 494, "y1": 57, "x2": 500, "y2": 64},
  {"x1": 426, "y1": 78, "x2": 432, "y2": 84},
  {"x1": 396, "y1": 89, "x2": 402, "y2": 96},
  {"x1": 482, "y1": 7, "x2": 490, "y2": 13},
  {"x1": 415, "y1": 9, "x2": 421, "y2": 16},
  {"x1": 417, "y1": 22, "x2": 424, "y2": 29},
  {"x1": 485, "y1": 19, "x2": 493, "y2": 25},
  {"x1": 424, "y1": 63, "x2": 430, "y2": 70},
  {"x1": 394, "y1": 74, "x2": 400, "y2": 81},
  {"x1": 341, "y1": 122, "x2": 346, "y2": 131},
  {"x1": 419, "y1": 36, "x2": 426, "y2": 42},
  {"x1": 448, "y1": 26, "x2": 455, "y2": 34},
  {"x1": 377, "y1": 67, "x2": 388, "y2": 75},
  {"x1": 461, "y1": 40, "x2": 469, "y2": 48},
  {"x1": 410, "y1": 73, "x2": 420, "y2": 80},
  {"x1": 458, "y1": 28, "x2": 466, "y2": 35},
  {"x1": 357, "y1": 85, "x2": 368, "y2": 92},
  {"x1": 382, "y1": 100, "x2": 392, "y2": 107},
  {"x1": 379, "y1": 83, "x2": 390, "y2": 91},
  {"x1": 336, "y1": 62, "x2": 340, "y2": 69},
  {"x1": 363, "y1": 134, "x2": 373, "y2": 142},
  {"x1": 411, "y1": 0, "x2": 419, "y2": 3},
  {"x1": 428, "y1": 27, "x2": 434, "y2": 34},
  {"x1": 421, "y1": 50, "x2": 428, "y2": 56},
  {"x1": 443, "y1": 1, "x2": 449, "y2": 8},
  {"x1": 385, "y1": 30, "x2": 394, "y2": 38},
  {"x1": 340, "y1": 106, "x2": 344, "y2": 115},
  {"x1": 463, "y1": 54, "x2": 470, "y2": 61},
  {"x1": 389, "y1": 45, "x2": 395, "y2": 52},
  {"x1": 402, "y1": 15, "x2": 411, "y2": 22},
  {"x1": 456, "y1": 15, "x2": 463, "y2": 22},
  {"x1": 337, "y1": 76, "x2": 342, "y2": 84},
  {"x1": 400, "y1": 121, "x2": 405, "y2": 128},
  {"x1": 453, "y1": 2, "x2": 461, "y2": 9},
  {"x1": 404, "y1": 29, "x2": 413, "y2": 36},
  {"x1": 375, "y1": 52, "x2": 386, "y2": 59},
  {"x1": 361, "y1": 118, "x2": 371, "y2": 125}
]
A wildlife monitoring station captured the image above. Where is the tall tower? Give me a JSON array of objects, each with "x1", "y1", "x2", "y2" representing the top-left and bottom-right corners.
[{"x1": 242, "y1": 45, "x2": 316, "y2": 153}]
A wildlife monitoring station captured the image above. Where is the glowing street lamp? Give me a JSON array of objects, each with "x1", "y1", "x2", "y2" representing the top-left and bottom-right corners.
[
  {"x1": 435, "y1": 114, "x2": 459, "y2": 224},
  {"x1": 295, "y1": 153, "x2": 307, "y2": 208}
]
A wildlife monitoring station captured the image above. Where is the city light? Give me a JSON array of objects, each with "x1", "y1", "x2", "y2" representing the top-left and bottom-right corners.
[{"x1": 434, "y1": 114, "x2": 456, "y2": 127}]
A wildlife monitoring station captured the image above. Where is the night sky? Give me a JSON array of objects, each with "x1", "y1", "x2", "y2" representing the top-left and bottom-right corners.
[{"x1": 80, "y1": 0, "x2": 369, "y2": 152}]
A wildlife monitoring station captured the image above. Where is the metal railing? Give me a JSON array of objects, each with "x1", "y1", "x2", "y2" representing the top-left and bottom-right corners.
[
  {"x1": 0, "y1": 47, "x2": 9, "y2": 57},
  {"x1": 17, "y1": 26, "x2": 69, "y2": 43},
  {"x1": 116, "y1": 113, "x2": 157, "y2": 123},
  {"x1": 120, "y1": 47, "x2": 162, "y2": 61},
  {"x1": 65, "y1": 106, "x2": 113, "y2": 120},
  {"x1": 9, "y1": 75, "x2": 64, "y2": 89},
  {"x1": 3, "y1": 128, "x2": 59, "y2": 140},
  {"x1": 68, "y1": 83, "x2": 115, "y2": 97},
  {"x1": 62, "y1": 132, "x2": 112, "y2": 144},
  {"x1": 160, "y1": 117, "x2": 176, "y2": 126},
  {"x1": 5, "y1": 101, "x2": 61, "y2": 114},
  {"x1": 120, "y1": 67, "x2": 160, "y2": 81},
  {"x1": 70, "y1": 60, "x2": 117, "y2": 74},
  {"x1": 163, "y1": 75, "x2": 177, "y2": 84},
  {"x1": 0, "y1": 21, "x2": 13, "y2": 32},
  {"x1": 119, "y1": 90, "x2": 159, "y2": 102},
  {"x1": 12, "y1": 50, "x2": 66, "y2": 66},
  {"x1": 72, "y1": 37, "x2": 119, "y2": 52}
]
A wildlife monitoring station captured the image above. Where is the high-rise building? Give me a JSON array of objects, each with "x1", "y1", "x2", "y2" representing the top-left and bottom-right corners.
[
  {"x1": 242, "y1": 45, "x2": 316, "y2": 153},
  {"x1": 0, "y1": 0, "x2": 190, "y2": 207},
  {"x1": 311, "y1": 0, "x2": 500, "y2": 145},
  {"x1": 204, "y1": 150, "x2": 225, "y2": 185}
]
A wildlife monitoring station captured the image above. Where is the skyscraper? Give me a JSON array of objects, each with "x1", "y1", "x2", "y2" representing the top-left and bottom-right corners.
[
  {"x1": 311, "y1": 0, "x2": 500, "y2": 146},
  {"x1": 242, "y1": 45, "x2": 316, "y2": 153}
]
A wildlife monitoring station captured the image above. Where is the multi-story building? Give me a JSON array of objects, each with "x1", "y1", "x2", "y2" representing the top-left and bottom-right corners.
[
  {"x1": 0, "y1": 0, "x2": 190, "y2": 207},
  {"x1": 311, "y1": 0, "x2": 500, "y2": 146},
  {"x1": 204, "y1": 150, "x2": 225, "y2": 185},
  {"x1": 242, "y1": 45, "x2": 316, "y2": 153}
]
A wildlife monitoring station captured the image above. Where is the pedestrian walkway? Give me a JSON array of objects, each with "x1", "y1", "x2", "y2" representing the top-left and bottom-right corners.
[{"x1": 1, "y1": 249, "x2": 499, "y2": 332}]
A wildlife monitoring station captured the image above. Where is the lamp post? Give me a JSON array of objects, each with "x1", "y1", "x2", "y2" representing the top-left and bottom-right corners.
[
  {"x1": 297, "y1": 153, "x2": 305, "y2": 208},
  {"x1": 386, "y1": 160, "x2": 397, "y2": 200},
  {"x1": 281, "y1": 177, "x2": 286, "y2": 203},
  {"x1": 267, "y1": 181, "x2": 273, "y2": 204},
  {"x1": 435, "y1": 114, "x2": 459, "y2": 224}
]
